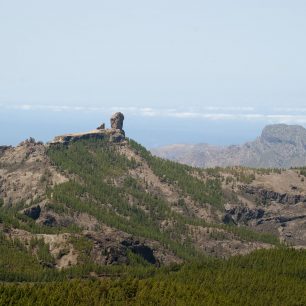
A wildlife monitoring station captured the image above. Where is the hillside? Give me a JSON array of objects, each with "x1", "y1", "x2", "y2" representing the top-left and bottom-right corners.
[
  {"x1": 1, "y1": 115, "x2": 306, "y2": 303},
  {"x1": 0, "y1": 115, "x2": 306, "y2": 273},
  {"x1": 152, "y1": 124, "x2": 306, "y2": 168}
]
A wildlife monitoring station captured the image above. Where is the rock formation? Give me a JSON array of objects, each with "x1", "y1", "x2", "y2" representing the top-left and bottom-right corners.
[
  {"x1": 111, "y1": 112, "x2": 124, "y2": 130},
  {"x1": 97, "y1": 123, "x2": 105, "y2": 130},
  {"x1": 50, "y1": 113, "x2": 125, "y2": 145},
  {"x1": 24, "y1": 205, "x2": 41, "y2": 220}
]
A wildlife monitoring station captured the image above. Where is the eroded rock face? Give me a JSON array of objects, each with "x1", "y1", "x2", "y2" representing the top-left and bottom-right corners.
[
  {"x1": 111, "y1": 112, "x2": 124, "y2": 130},
  {"x1": 51, "y1": 113, "x2": 126, "y2": 145},
  {"x1": 121, "y1": 238, "x2": 157, "y2": 264},
  {"x1": 85, "y1": 231, "x2": 158, "y2": 266},
  {"x1": 223, "y1": 206, "x2": 265, "y2": 225},
  {"x1": 240, "y1": 185, "x2": 306, "y2": 205},
  {"x1": 97, "y1": 123, "x2": 105, "y2": 130},
  {"x1": 24, "y1": 205, "x2": 41, "y2": 220},
  {"x1": 51, "y1": 129, "x2": 125, "y2": 145}
]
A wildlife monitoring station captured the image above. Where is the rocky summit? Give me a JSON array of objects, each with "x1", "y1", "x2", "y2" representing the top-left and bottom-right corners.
[
  {"x1": 50, "y1": 113, "x2": 125, "y2": 145},
  {"x1": 152, "y1": 124, "x2": 306, "y2": 168}
]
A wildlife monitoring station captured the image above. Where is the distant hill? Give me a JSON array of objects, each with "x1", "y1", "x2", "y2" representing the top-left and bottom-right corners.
[{"x1": 152, "y1": 124, "x2": 306, "y2": 168}]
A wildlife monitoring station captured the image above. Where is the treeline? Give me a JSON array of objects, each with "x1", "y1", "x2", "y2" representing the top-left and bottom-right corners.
[{"x1": 1, "y1": 248, "x2": 306, "y2": 305}]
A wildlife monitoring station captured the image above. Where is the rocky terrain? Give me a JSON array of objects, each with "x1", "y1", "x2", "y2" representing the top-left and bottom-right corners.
[
  {"x1": 152, "y1": 124, "x2": 306, "y2": 168},
  {"x1": 1, "y1": 115, "x2": 306, "y2": 274}
]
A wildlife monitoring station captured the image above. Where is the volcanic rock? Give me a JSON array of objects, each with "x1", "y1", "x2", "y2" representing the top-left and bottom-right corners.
[{"x1": 111, "y1": 112, "x2": 124, "y2": 130}]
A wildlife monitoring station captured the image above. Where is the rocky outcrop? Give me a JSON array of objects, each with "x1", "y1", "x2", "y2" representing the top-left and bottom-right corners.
[
  {"x1": 24, "y1": 205, "x2": 41, "y2": 220},
  {"x1": 223, "y1": 206, "x2": 265, "y2": 225},
  {"x1": 121, "y1": 238, "x2": 156, "y2": 264},
  {"x1": 257, "y1": 214, "x2": 306, "y2": 225},
  {"x1": 50, "y1": 113, "x2": 125, "y2": 145},
  {"x1": 240, "y1": 185, "x2": 306, "y2": 205},
  {"x1": 97, "y1": 123, "x2": 105, "y2": 130},
  {"x1": 85, "y1": 231, "x2": 158, "y2": 266},
  {"x1": 51, "y1": 129, "x2": 125, "y2": 145},
  {"x1": 111, "y1": 112, "x2": 124, "y2": 130},
  {"x1": 41, "y1": 214, "x2": 57, "y2": 226}
]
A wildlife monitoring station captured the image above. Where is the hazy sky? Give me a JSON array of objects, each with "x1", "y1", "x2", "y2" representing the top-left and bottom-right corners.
[{"x1": 1, "y1": 1, "x2": 306, "y2": 147}]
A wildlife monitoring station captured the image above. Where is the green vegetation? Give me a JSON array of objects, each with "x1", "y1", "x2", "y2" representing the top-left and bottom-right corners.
[
  {"x1": 0, "y1": 232, "x2": 156, "y2": 283},
  {"x1": 1, "y1": 248, "x2": 305, "y2": 305},
  {"x1": 0, "y1": 204, "x2": 80, "y2": 234},
  {"x1": 47, "y1": 139, "x2": 200, "y2": 259},
  {"x1": 29, "y1": 237, "x2": 55, "y2": 266},
  {"x1": 298, "y1": 167, "x2": 306, "y2": 177},
  {"x1": 1, "y1": 138, "x2": 304, "y2": 304},
  {"x1": 46, "y1": 139, "x2": 279, "y2": 260},
  {"x1": 0, "y1": 232, "x2": 47, "y2": 282},
  {"x1": 128, "y1": 139, "x2": 224, "y2": 209},
  {"x1": 0, "y1": 138, "x2": 280, "y2": 285}
]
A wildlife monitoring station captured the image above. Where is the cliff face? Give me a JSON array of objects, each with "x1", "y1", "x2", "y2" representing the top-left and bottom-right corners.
[
  {"x1": 50, "y1": 129, "x2": 125, "y2": 145},
  {"x1": 152, "y1": 124, "x2": 306, "y2": 168}
]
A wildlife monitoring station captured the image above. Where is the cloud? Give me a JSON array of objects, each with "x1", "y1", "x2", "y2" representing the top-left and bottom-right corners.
[
  {"x1": 1, "y1": 103, "x2": 306, "y2": 124},
  {"x1": 273, "y1": 107, "x2": 306, "y2": 113}
]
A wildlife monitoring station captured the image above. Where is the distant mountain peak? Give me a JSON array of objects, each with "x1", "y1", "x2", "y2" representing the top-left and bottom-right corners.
[
  {"x1": 260, "y1": 124, "x2": 306, "y2": 145},
  {"x1": 153, "y1": 124, "x2": 306, "y2": 168}
]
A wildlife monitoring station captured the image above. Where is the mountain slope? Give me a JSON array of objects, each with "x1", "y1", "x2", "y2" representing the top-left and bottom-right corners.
[
  {"x1": 1, "y1": 121, "x2": 306, "y2": 282},
  {"x1": 152, "y1": 124, "x2": 306, "y2": 168}
]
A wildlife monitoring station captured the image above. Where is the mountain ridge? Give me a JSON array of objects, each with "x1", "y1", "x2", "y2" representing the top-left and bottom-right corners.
[
  {"x1": 1, "y1": 116, "x2": 306, "y2": 283},
  {"x1": 152, "y1": 123, "x2": 306, "y2": 168}
]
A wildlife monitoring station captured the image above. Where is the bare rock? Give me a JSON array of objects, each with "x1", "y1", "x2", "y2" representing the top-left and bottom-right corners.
[
  {"x1": 51, "y1": 129, "x2": 125, "y2": 145},
  {"x1": 121, "y1": 238, "x2": 157, "y2": 264},
  {"x1": 223, "y1": 206, "x2": 265, "y2": 225},
  {"x1": 42, "y1": 214, "x2": 57, "y2": 226},
  {"x1": 24, "y1": 205, "x2": 41, "y2": 220},
  {"x1": 111, "y1": 112, "x2": 124, "y2": 130},
  {"x1": 97, "y1": 123, "x2": 105, "y2": 130},
  {"x1": 240, "y1": 185, "x2": 306, "y2": 205}
]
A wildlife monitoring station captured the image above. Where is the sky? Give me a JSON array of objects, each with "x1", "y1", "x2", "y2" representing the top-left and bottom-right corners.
[{"x1": 1, "y1": 0, "x2": 306, "y2": 147}]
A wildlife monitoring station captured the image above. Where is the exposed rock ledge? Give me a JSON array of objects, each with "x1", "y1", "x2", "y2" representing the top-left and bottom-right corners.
[
  {"x1": 240, "y1": 185, "x2": 306, "y2": 205},
  {"x1": 50, "y1": 129, "x2": 125, "y2": 145},
  {"x1": 50, "y1": 112, "x2": 125, "y2": 145}
]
